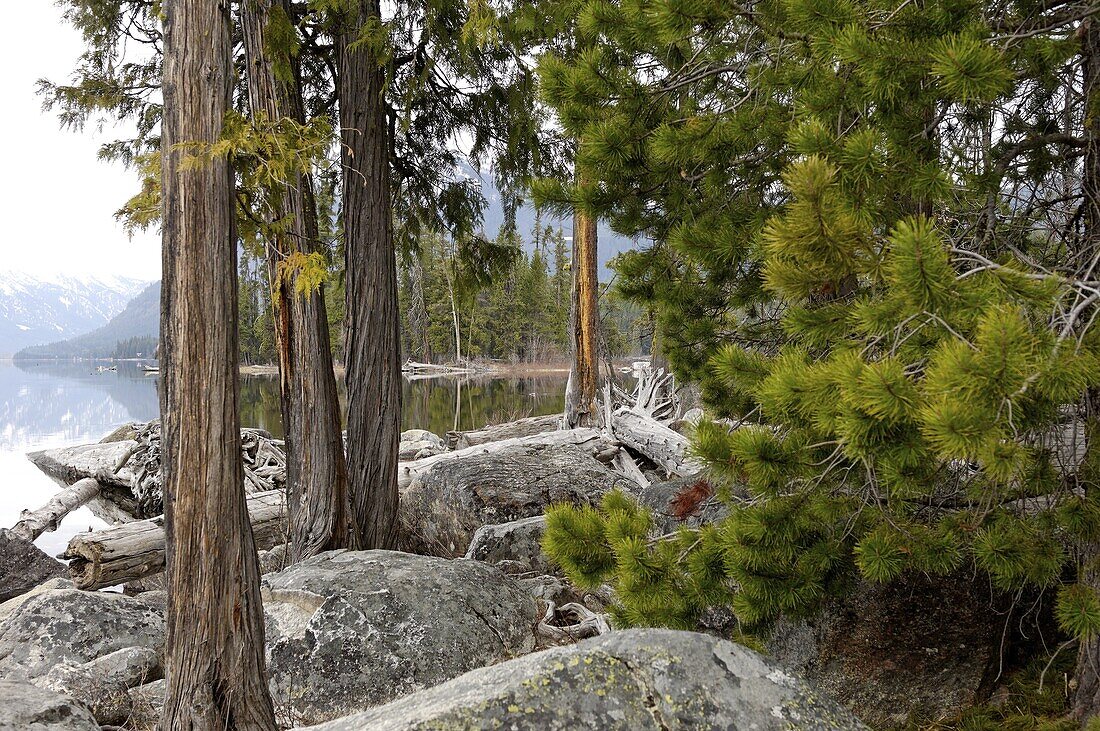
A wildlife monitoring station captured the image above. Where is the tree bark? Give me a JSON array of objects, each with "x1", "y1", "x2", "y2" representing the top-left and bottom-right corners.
[
  {"x1": 564, "y1": 171, "x2": 600, "y2": 428},
  {"x1": 338, "y1": 0, "x2": 402, "y2": 550},
  {"x1": 1073, "y1": 17, "x2": 1100, "y2": 726},
  {"x1": 241, "y1": 0, "x2": 349, "y2": 563},
  {"x1": 159, "y1": 0, "x2": 276, "y2": 726}
]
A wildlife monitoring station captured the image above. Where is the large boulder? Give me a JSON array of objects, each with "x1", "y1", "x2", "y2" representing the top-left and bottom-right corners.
[
  {"x1": 42, "y1": 646, "x2": 161, "y2": 726},
  {"x1": 767, "y1": 571, "x2": 1019, "y2": 726},
  {"x1": 464, "y1": 515, "x2": 549, "y2": 575},
  {"x1": 399, "y1": 429, "x2": 447, "y2": 460},
  {"x1": 0, "y1": 583, "x2": 164, "y2": 681},
  {"x1": 0, "y1": 680, "x2": 98, "y2": 730},
  {"x1": 0, "y1": 529, "x2": 66, "y2": 603},
  {"x1": 303, "y1": 628, "x2": 869, "y2": 731},
  {"x1": 263, "y1": 549, "x2": 540, "y2": 725},
  {"x1": 400, "y1": 442, "x2": 630, "y2": 556}
]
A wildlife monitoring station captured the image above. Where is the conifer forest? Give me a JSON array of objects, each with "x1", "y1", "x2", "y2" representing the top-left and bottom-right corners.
[{"x1": 6, "y1": 0, "x2": 1100, "y2": 730}]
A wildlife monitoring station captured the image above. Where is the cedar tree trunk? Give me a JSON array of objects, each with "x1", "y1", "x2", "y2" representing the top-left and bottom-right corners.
[
  {"x1": 159, "y1": 0, "x2": 276, "y2": 727},
  {"x1": 338, "y1": 0, "x2": 401, "y2": 549},
  {"x1": 241, "y1": 0, "x2": 350, "y2": 562}
]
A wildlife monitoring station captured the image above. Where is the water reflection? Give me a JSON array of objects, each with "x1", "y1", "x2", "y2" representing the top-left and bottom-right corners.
[
  {"x1": 240, "y1": 372, "x2": 567, "y2": 438},
  {"x1": 0, "y1": 359, "x2": 569, "y2": 552}
]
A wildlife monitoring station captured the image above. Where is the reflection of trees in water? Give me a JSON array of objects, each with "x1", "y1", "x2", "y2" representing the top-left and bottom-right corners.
[
  {"x1": 237, "y1": 375, "x2": 568, "y2": 439},
  {"x1": 2, "y1": 361, "x2": 160, "y2": 449},
  {"x1": 4, "y1": 361, "x2": 571, "y2": 444}
]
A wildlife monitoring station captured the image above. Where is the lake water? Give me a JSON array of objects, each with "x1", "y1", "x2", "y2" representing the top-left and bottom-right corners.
[{"x1": 0, "y1": 359, "x2": 567, "y2": 556}]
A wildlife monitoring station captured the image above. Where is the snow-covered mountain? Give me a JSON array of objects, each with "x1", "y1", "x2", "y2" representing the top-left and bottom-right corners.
[{"x1": 0, "y1": 271, "x2": 150, "y2": 357}]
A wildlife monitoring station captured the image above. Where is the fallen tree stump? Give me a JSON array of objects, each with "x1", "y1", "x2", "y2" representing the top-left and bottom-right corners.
[
  {"x1": 60, "y1": 489, "x2": 287, "y2": 590},
  {"x1": 611, "y1": 407, "x2": 704, "y2": 478}
]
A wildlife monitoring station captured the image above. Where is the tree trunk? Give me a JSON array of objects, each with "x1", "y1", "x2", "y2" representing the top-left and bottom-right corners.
[
  {"x1": 1073, "y1": 17, "x2": 1100, "y2": 726},
  {"x1": 564, "y1": 171, "x2": 600, "y2": 428},
  {"x1": 339, "y1": 0, "x2": 401, "y2": 550},
  {"x1": 159, "y1": 0, "x2": 276, "y2": 726},
  {"x1": 241, "y1": 0, "x2": 349, "y2": 563}
]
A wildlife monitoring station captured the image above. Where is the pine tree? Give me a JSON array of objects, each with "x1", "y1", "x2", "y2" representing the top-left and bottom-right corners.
[{"x1": 538, "y1": 0, "x2": 1100, "y2": 716}]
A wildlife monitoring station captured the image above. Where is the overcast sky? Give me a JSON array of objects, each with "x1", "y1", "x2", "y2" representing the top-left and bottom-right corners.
[{"x1": 0, "y1": 3, "x2": 160, "y2": 282}]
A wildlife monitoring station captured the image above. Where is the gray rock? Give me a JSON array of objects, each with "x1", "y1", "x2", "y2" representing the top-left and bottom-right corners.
[
  {"x1": 767, "y1": 572, "x2": 1016, "y2": 726},
  {"x1": 302, "y1": 628, "x2": 868, "y2": 731},
  {"x1": 42, "y1": 646, "x2": 161, "y2": 726},
  {"x1": 0, "y1": 529, "x2": 66, "y2": 603},
  {"x1": 263, "y1": 549, "x2": 540, "y2": 725},
  {"x1": 0, "y1": 586, "x2": 164, "y2": 681},
  {"x1": 464, "y1": 515, "x2": 549, "y2": 575},
  {"x1": 637, "y1": 476, "x2": 730, "y2": 533},
  {"x1": 401, "y1": 443, "x2": 628, "y2": 556},
  {"x1": 0, "y1": 679, "x2": 98, "y2": 730},
  {"x1": 399, "y1": 429, "x2": 446, "y2": 460},
  {"x1": 126, "y1": 679, "x2": 164, "y2": 731}
]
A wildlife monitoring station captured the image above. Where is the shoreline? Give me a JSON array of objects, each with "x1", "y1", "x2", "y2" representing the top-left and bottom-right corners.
[{"x1": 239, "y1": 361, "x2": 578, "y2": 378}]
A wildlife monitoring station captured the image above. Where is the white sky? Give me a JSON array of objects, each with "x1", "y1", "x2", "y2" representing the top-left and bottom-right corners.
[{"x1": 0, "y1": 2, "x2": 160, "y2": 282}]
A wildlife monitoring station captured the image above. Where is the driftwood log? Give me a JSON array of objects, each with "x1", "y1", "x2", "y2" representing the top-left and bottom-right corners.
[
  {"x1": 611, "y1": 407, "x2": 704, "y2": 478},
  {"x1": 446, "y1": 414, "x2": 562, "y2": 450},
  {"x1": 9, "y1": 478, "x2": 102, "y2": 543},
  {"x1": 60, "y1": 489, "x2": 287, "y2": 591},
  {"x1": 397, "y1": 428, "x2": 606, "y2": 491}
]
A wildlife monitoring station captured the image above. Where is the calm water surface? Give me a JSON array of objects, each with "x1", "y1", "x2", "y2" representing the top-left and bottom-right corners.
[{"x1": 0, "y1": 359, "x2": 566, "y2": 555}]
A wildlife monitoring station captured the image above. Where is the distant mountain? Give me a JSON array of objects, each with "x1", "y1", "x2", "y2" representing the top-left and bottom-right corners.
[
  {"x1": 0, "y1": 271, "x2": 150, "y2": 358},
  {"x1": 14, "y1": 281, "x2": 160, "y2": 360}
]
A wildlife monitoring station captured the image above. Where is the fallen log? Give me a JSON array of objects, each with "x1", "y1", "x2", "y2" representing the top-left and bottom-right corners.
[
  {"x1": 397, "y1": 428, "x2": 606, "y2": 491},
  {"x1": 9, "y1": 478, "x2": 101, "y2": 543},
  {"x1": 27, "y1": 442, "x2": 139, "y2": 524},
  {"x1": 60, "y1": 489, "x2": 287, "y2": 591},
  {"x1": 611, "y1": 407, "x2": 704, "y2": 477},
  {"x1": 446, "y1": 414, "x2": 563, "y2": 450}
]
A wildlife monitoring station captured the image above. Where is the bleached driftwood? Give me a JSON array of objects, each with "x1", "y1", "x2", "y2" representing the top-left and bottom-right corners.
[
  {"x1": 397, "y1": 428, "x2": 606, "y2": 491},
  {"x1": 401, "y1": 360, "x2": 477, "y2": 377},
  {"x1": 446, "y1": 414, "x2": 562, "y2": 450},
  {"x1": 611, "y1": 407, "x2": 704, "y2": 478},
  {"x1": 537, "y1": 601, "x2": 611, "y2": 643},
  {"x1": 28, "y1": 424, "x2": 288, "y2": 523},
  {"x1": 9, "y1": 478, "x2": 102, "y2": 543},
  {"x1": 60, "y1": 489, "x2": 288, "y2": 591}
]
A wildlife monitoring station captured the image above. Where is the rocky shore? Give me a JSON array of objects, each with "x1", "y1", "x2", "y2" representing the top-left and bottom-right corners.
[{"x1": 0, "y1": 398, "x2": 1048, "y2": 729}]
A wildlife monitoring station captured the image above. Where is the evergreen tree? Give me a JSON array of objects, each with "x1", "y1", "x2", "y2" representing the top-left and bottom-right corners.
[{"x1": 539, "y1": 1, "x2": 1100, "y2": 720}]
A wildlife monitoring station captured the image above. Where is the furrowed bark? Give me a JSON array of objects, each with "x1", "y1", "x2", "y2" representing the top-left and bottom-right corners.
[
  {"x1": 159, "y1": 0, "x2": 276, "y2": 726},
  {"x1": 241, "y1": 0, "x2": 349, "y2": 563},
  {"x1": 564, "y1": 170, "x2": 600, "y2": 428},
  {"x1": 338, "y1": 0, "x2": 401, "y2": 550}
]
